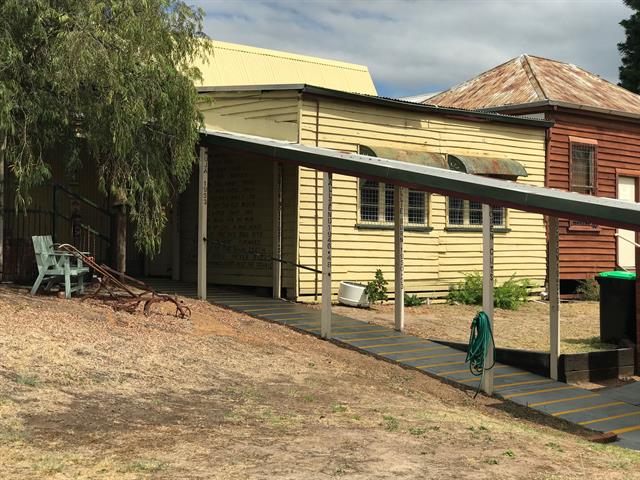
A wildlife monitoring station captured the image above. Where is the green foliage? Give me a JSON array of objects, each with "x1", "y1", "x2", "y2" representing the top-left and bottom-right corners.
[
  {"x1": 382, "y1": 415, "x2": 399, "y2": 431},
  {"x1": 494, "y1": 275, "x2": 531, "y2": 310},
  {"x1": 364, "y1": 269, "x2": 388, "y2": 304},
  {"x1": 404, "y1": 293, "x2": 425, "y2": 307},
  {"x1": 0, "y1": 0, "x2": 211, "y2": 255},
  {"x1": 619, "y1": 0, "x2": 640, "y2": 93},
  {"x1": 576, "y1": 278, "x2": 600, "y2": 301},
  {"x1": 331, "y1": 403, "x2": 347, "y2": 413},
  {"x1": 503, "y1": 449, "x2": 516, "y2": 459},
  {"x1": 15, "y1": 374, "x2": 40, "y2": 387},
  {"x1": 447, "y1": 272, "x2": 532, "y2": 310},
  {"x1": 447, "y1": 272, "x2": 483, "y2": 306}
]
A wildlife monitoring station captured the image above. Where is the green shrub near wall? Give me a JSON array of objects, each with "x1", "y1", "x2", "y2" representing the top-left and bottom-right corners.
[{"x1": 447, "y1": 272, "x2": 532, "y2": 310}]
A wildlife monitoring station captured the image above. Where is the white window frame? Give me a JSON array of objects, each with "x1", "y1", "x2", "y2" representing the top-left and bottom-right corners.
[
  {"x1": 358, "y1": 179, "x2": 429, "y2": 227},
  {"x1": 446, "y1": 197, "x2": 507, "y2": 229}
]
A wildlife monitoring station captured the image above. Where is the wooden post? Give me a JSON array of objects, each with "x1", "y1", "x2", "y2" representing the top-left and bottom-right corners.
[
  {"x1": 272, "y1": 162, "x2": 283, "y2": 299},
  {"x1": 394, "y1": 185, "x2": 405, "y2": 332},
  {"x1": 197, "y1": 146, "x2": 208, "y2": 300},
  {"x1": 171, "y1": 197, "x2": 180, "y2": 281},
  {"x1": 549, "y1": 216, "x2": 560, "y2": 380},
  {"x1": 481, "y1": 203, "x2": 495, "y2": 395},
  {"x1": 321, "y1": 171, "x2": 332, "y2": 339}
]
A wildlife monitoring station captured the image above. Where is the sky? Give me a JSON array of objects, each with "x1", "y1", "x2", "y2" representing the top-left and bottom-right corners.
[{"x1": 193, "y1": 0, "x2": 633, "y2": 98}]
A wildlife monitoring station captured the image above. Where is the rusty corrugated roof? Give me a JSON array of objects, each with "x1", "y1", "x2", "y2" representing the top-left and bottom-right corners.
[{"x1": 427, "y1": 55, "x2": 640, "y2": 116}]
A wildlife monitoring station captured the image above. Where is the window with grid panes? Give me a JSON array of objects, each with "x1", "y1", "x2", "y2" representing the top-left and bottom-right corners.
[
  {"x1": 570, "y1": 143, "x2": 596, "y2": 195},
  {"x1": 570, "y1": 142, "x2": 597, "y2": 228},
  {"x1": 447, "y1": 197, "x2": 506, "y2": 228},
  {"x1": 358, "y1": 179, "x2": 428, "y2": 225},
  {"x1": 359, "y1": 180, "x2": 379, "y2": 222}
]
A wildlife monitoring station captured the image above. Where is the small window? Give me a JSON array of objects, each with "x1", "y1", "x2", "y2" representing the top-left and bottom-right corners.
[
  {"x1": 358, "y1": 179, "x2": 428, "y2": 226},
  {"x1": 408, "y1": 191, "x2": 426, "y2": 224},
  {"x1": 384, "y1": 184, "x2": 395, "y2": 222},
  {"x1": 360, "y1": 180, "x2": 379, "y2": 222},
  {"x1": 570, "y1": 143, "x2": 596, "y2": 195},
  {"x1": 447, "y1": 197, "x2": 506, "y2": 228},
  {"x1": 448, "y1": 197, "x2": 464, "y2": 225}
]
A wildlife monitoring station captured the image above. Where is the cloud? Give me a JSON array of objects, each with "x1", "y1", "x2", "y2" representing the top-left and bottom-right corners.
[{"x1": 193, "y1": 0, "x2": 632, "y2": 98}]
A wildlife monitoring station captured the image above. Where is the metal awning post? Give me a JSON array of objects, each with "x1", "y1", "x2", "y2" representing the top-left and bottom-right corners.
[
  {"x1": 549, "y1": 216, "x2": 560, "y2": 380},
  {"x1": 197, "y1": 146, "x2": 208, "y2": 300},
  {"x1": 481, "y1": 203, "x2": 495, "y2": 395},
  {"x1": 394, "y1": 185, "x2": 405, "y2": 332},
  {"x1": 321, "y1": 171, "x2": 332, "y2": 338},
  {"x1": 272, "y1": 162, "x2": 283, "y2": 299}
]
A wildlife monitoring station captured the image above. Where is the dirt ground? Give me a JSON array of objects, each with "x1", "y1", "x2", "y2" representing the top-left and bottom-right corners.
[
  {"x1": 1, "y1": 286, "x2": 640, "y2": 479},
  {"x1": 324, "y1": 301, "x2": 610, "y2": 353}
]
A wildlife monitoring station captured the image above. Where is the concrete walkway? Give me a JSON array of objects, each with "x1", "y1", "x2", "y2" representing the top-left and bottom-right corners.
[{"x1": 149, "y1": 280, "x2": 640, "y2": 450}]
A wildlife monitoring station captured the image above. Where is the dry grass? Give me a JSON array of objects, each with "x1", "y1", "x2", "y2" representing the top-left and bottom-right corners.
[
  {"x1": 326, "y1": 301, "x2": 612, "y2": 353},
  {"x1": 0, "y1": 285, "x2": 639, "y2": 479}
]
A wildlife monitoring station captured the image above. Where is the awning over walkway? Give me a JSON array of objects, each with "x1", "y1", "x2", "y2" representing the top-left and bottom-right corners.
[{"x1": 200, "y1": 129, "x2": 640, "y2": 230}]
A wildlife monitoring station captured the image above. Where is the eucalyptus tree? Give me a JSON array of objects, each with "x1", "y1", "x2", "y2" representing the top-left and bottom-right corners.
[{"x1": 0, "y1": 0, "x2": 211, "y2": 264}]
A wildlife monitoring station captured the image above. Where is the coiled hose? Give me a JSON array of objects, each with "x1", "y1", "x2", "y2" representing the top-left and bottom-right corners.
[{"x1": 466, "y1": 311, "x2": 496, "y2": 397}]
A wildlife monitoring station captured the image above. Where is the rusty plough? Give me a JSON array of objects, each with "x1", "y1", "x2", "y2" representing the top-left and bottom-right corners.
[{"x1": 57, "y1": 243, "x2": 191, "y2": 319}]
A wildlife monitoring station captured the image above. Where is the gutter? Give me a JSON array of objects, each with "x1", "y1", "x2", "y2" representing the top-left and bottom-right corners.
[{"x1": 476, "y1": 100, "x2": 640, "y2": 123}]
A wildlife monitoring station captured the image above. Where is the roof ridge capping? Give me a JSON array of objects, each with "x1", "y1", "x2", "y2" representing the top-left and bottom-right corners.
[{"x1": 423, "y1": 55, "x2": 525, "y2": 106}]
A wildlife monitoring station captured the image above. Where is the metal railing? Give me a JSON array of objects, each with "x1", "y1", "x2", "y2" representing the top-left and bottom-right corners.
[{"x1": 2, "y1": 184, "x2": 113, "y2": 282}]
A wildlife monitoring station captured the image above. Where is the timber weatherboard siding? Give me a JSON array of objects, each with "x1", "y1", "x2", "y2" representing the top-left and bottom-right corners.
[
  {"x1": 195, "y1": 88, "x2": 549, "y2": 301},
  {"x1": 295, "y1": 94, "x2": 548, "y2": 301},
  {"x1": 546, "y1": 109, "x2": 640, "y2": 280}
]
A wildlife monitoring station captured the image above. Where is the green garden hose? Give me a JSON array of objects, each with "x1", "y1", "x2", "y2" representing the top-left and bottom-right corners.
[{"x1": 466, "y1": 311, "x2": 496, "y2": 397}]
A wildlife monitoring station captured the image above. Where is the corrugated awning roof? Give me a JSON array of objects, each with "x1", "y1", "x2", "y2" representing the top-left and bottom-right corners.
[
  {"x1": 359, "y1": 145, "x2": 448, "y2": 169},
  {"x1": 447, "y1": 154, "x2": 528, "y2": 177},
  {"x1": 361, "y1": 146, "x2": 527, "y2": 177},
  {"x1": 200, "y1": 129, "x2": 640, "y2": 230}
]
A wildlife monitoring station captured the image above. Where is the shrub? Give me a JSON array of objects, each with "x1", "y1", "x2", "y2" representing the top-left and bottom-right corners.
[
  {"x1": 364, "y1": 269, "x2": 388, "y2": 304},
  {"x1": 576, "y1": 278, "x2": 600, "y2": 301},
  {"x1": 494, "y1": 275, "x2": 531, "y2": 310},
  {"x1": 447, "y1": 272, "x2": 532, "y2": 310},
  {"x1": 447, "y1": 272, "x2": 483, "y2": 306},
  {"x1": 404, "y1": 293, "x2": 425, "y2": 307}
]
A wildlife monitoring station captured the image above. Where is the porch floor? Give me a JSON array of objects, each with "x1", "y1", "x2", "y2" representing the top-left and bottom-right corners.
[{"x1": 148, "y1": 278, "x2": 640, "y2": 451}]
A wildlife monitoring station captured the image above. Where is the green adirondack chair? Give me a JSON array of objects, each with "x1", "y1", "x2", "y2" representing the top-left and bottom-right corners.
[{"x1": 30, "y1": 235, "x2": 90, "y2": 299}]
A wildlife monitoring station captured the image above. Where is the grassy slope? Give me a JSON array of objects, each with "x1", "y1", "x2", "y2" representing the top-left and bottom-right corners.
[{"x1": 0, "y1": 286, "x2": 639, "y2": 479}]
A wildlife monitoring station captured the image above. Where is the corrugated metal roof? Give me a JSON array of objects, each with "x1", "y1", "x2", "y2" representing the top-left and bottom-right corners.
[
  {"x1": 428, "y1": 55, "x2": 640, "y2": 117},
  {"x1": 201, "y1": 129, "x2": 640, "y2": 230},
  {"x1": 447, "y1": 155, "x2": 527, "y2": 177},
  {"x1": 193, "y1": 40, "x2": 377, "y2": 95},
  {"x1": 361, "y1": 146, "x2": 527, "y2": 177},
  {"x1": 399, "y1": 92, "x2": 441, "y2": 103},
  {"x1": 362, "y1": 145, "x2": 448, "y2": 169},
  {"x1": 197, "y1": 84, "x2": 554, "y2": 128}
]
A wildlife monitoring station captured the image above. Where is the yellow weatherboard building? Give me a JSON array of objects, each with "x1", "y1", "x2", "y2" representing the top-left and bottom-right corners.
[
  {"x1": 140, "y1": 41, "x2": 550, "y2": 302},
  {"x1": 184, "y1": 93, "x2": 548, "y2": 301}
]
